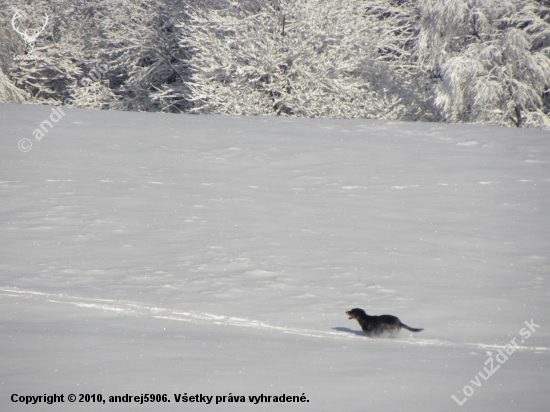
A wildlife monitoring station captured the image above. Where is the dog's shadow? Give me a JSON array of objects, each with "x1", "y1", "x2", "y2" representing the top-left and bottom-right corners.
[
  {"x1": 332, "y1": 327, "x2": 367, "y2": 337},
  {"x1": 332, "y1": 327, "x2": 402, "y2": 339}
]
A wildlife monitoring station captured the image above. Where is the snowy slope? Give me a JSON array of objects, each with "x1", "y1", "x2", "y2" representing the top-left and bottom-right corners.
[{"x1": 1, "y1": 103, "x2": 549, "y2": 412}]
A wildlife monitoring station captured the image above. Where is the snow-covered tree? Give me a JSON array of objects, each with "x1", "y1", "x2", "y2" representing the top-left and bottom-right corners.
[
  {"x1": 0, "y1": 2, "x2": 27, "y2": 103},
  {"x1": 0, "y1": 69, "x2": 28, "y2": 103},
  {"x1": 0, "y1": 0, "x2": 189, "y2": 111},
  {"x1": 179, "y1": 0, "x2": 432, "y2": 120},
  {"x1": 93, "y1": 0, "x2": 190, "y2": 112},
  {"x1": 417, "y1": 0, "x2": 550, "y2": 128},
  {"x1": 0, "y1": 0, "x2": 110, "y2": 106}
]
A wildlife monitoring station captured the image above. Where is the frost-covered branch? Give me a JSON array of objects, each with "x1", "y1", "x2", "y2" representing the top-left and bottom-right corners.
[
  {"x1": 179, "y1": 0, "x2": 431, "y2": 120},
  {"x1": 418, "y1": 0, "x2": 550, "y2": 128}
]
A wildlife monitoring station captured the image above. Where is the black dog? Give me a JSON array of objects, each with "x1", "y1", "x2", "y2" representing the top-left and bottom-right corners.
[{"x1": 346, "y1": 308, "x2": 424, "y2": 338}]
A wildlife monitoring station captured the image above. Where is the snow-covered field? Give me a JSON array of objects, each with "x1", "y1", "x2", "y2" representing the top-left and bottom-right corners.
[{"x1": 1, "y1": 103, "x2": 549, "y2": 411}]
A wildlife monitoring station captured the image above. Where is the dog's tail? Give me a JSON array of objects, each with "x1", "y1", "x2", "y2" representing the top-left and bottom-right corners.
[{"x1": 401, "y1": 323, "x2": 424, "y2": 333}]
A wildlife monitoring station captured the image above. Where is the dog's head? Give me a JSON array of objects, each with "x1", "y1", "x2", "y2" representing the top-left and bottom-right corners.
[{"x1": 346, "y1": 308, "x2": 367, "y2": 319}]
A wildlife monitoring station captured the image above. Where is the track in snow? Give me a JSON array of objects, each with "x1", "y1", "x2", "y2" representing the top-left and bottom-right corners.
[{"x1": 1, "y1": 287, "x2": 549, "y2": 353}]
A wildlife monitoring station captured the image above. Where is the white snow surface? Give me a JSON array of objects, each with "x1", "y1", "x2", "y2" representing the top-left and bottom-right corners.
[{"x1": 1, "y1": 103, "x2": 550, "y2": 411}]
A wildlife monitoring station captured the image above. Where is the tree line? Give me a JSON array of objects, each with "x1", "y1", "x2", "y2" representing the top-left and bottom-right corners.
[{"x1": 1, "y1": 0, "x2": 549, "y2": 128}]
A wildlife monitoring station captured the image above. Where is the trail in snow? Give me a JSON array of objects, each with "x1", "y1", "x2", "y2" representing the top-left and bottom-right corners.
[{"x1": 2, "y1": 287, "x2": 548, "y2": 353}]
